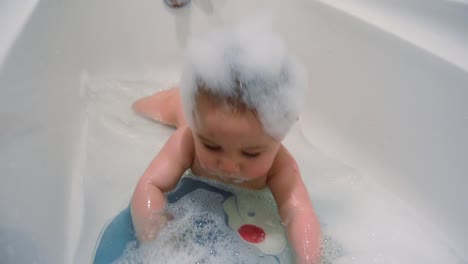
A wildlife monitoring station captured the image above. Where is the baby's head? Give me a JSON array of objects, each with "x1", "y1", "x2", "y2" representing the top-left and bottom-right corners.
[
  {"x1": 180, "y1": 22, "x2": 308, "y2": 183},
  {"x1": 180, "y1": 22, "x2": 308, "y2": 140}
]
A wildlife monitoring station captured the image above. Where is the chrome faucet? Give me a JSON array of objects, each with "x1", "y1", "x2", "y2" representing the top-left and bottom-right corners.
[{"x1": 164, "y1": 0, "x2": 190, "y2": 8}]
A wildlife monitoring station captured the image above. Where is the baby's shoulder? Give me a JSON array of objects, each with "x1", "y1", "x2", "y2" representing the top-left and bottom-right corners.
[
  {"x1": 177, "y1": 125, "x2": 194, "y2": 144},
  {"x1": 166, "y1": 125, "x2": 192, "y2": 145},
  {"x1": 166, "y1": 126, "x2": 195, "y2": 167},
  {"x1": 268, "y1": 144, "x2": 299, "y2": 178}
]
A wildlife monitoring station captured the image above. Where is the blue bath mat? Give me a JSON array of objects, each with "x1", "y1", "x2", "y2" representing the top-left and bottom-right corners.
[{"x1": 93, "y1": 175, "x2": 293, "y2": 263}]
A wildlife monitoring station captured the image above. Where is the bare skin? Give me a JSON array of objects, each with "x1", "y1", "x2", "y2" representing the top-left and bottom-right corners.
[
  {"x1": 131, "y1": 87, "x2": 322, "y2": 263},
  {"x1": 131, "y1": 87, "x2": 186, "y2": 126}
]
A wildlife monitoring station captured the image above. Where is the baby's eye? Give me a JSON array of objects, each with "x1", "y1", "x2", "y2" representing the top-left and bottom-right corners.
[
  {"x1": 203, "y1": 143, "x2": 221, "y2": 152},
  {"x1": 242, "y1": 151, "x2": 261, "y2": 158}
]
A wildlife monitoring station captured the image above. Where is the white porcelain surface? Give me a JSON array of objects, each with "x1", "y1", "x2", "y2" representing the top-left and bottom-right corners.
[{"x1": 1, "y1": 0, "x2": 467, "y2": 263}]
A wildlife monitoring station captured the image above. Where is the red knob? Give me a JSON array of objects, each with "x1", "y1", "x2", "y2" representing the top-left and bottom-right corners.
[{"x1": 238, "y1": 224, "x2": 266, "y2": 244}]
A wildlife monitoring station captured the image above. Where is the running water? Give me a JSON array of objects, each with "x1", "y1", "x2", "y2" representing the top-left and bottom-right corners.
[{"x1": 73, "y1": 69, "x2": 463, "y2": 263}]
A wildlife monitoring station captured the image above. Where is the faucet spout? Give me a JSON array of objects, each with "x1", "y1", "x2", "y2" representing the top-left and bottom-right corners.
[{"x1": 164, "y1": 0, "x2": 190, "y2": 8}]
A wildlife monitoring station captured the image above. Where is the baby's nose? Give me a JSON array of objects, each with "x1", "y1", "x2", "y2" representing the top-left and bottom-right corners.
[{"x1": 218, "y1": 158, "x2": 239, "y2": 173}]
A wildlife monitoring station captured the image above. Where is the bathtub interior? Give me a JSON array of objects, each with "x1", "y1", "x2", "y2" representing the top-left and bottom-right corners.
[{"x1": 1, "y1": 0, "x2": 467, "y2": 263}]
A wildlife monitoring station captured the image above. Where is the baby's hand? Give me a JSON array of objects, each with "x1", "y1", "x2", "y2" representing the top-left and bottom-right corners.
[{"x1": 136, "y1": 211, "x2": 174, "y2": 242}]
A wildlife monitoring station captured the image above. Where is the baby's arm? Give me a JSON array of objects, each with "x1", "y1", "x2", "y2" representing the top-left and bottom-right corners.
[
  {"x1": 130, "y1": 127, "x2": 194, "y2": 241},
  {"x1": 268, "y1": 145, "x2": 321, "y2": 263}
]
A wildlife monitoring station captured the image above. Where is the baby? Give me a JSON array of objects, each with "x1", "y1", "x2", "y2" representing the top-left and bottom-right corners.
[{"x1": 130, "y1": 25, "x2": 321, "y2": 263}]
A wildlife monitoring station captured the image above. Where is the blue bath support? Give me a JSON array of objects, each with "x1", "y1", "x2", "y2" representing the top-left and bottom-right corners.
[{"x1": 93, "y1": 176, "x2": 292, "y2": 263}]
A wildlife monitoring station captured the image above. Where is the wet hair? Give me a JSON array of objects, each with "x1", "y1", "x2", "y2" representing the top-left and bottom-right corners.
[
  {"x1": 195, "y1": 84, "x2": 253, "y2": 116},
  {"x1": 180, "y1": 19, "x2": 308, "y2": 139}
]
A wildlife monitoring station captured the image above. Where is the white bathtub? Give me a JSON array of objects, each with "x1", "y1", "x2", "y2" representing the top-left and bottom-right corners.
[{"x1": 1, "y1": 0, "x2": 467, "y2": 263}]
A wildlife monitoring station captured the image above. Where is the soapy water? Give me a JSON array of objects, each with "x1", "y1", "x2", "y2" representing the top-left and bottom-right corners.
[
  {"x1": 77, "y1": 72, "x2": 465, "y2": 264},
  {"x1": 114, "y1": 179, "x2": 295, "y2": 264}
]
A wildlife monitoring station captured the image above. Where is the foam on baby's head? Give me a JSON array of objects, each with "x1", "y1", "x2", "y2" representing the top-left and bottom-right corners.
[{"x1": 180, "y1": 18, "x2": 308, "y2": 139}]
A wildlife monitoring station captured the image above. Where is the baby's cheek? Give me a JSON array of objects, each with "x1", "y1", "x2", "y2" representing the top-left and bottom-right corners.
[
  {"x1": 200, "y1": 154, "x2": 215, "y2": 169},
  {"x1": 248, "y1": 157, "x2": 273, "y2": 177},
  {"x1": 195, "y1": 147, "x2": 214, "y2": 169}
]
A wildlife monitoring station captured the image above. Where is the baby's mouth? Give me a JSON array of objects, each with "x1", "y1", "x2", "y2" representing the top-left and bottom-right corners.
[
  {"x1": 208, "y1": 170, "x2": 249, "y2": 184},
  {"x1": 221, "y1": 175, "x2": 249, "y2": 184},
  {"x1": 199, "y1": 162, "x2": 250, "y2": 183}
]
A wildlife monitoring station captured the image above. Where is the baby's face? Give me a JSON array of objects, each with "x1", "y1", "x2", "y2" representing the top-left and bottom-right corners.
[{"x1": 192, "y1": 94, "x2": 281, "y2": 184}]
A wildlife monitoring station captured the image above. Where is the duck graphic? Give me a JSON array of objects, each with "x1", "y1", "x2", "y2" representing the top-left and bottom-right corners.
[
  {"x1": 166, "y1": 176, "x2": 288, "y2": 256},
  {"x1": 223, "y1": 195, "x2": 287, "y2": 256}
]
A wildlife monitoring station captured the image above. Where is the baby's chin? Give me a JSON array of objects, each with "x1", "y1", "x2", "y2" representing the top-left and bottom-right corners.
[{"x1": 206, "y1": 169, "x2": 251, "y2": 184}]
